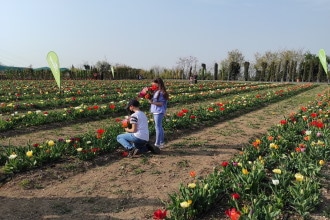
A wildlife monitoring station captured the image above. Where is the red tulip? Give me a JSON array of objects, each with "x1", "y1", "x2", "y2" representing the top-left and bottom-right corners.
[{"x1": 153, "y1": 209, "x2": 166, "y2": 219}]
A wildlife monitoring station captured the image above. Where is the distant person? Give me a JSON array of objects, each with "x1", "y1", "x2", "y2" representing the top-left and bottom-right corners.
[
  {"x1": 149, "y1": 78, "x2": 169, "y2": 150},
  {"x1": 193, "y1": 74, "x2": 198, "y2": 84},
  {"x1": 189, "y1": 76, "x2": 193, "y2": 84}
]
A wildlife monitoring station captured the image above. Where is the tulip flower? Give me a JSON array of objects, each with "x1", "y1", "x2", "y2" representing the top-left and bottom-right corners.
[
  {"x1": 295, "y1": 173, "x2": 304, "y2": 182},
  {"x1": 225, "y1": 208, "x2": 241, "y2": 220},
  {"x1": 180, "y1": 200, "x2": 192, "y2": 208},
  {"x1": 272, "y1": 179, "x2": 280, "y2": 185},
  {"x1": 48, "y1": 140, "x2": 55, "y2": 146},
  {"x1": 8, "y1": 153, "x2": 17, "y2": 159},
  {"x1": 272, "y1": 169, "x2": 282, "y2": 174},
  {"x1": 188, "y1": 183, "x2": 196, "y2": 188},
  {"x1": 26, "y1": 150, "x2": 33, "y2": 158},
  {"x1": 242, "y1": 168, "x2": 249, "y2": 175},
  {"x1": 319, "y1": 160, "x2": 325, "y2": 166},
  {"x1": 153, "y1": 209, "x2": 166, "y2": 219},
  {"x1": 189, "y1": 171, "x2": 196, "y2": 178}
]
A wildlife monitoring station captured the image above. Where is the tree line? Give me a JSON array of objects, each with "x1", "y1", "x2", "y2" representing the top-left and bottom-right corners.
[{"x1": 0, "y1": 49, "x2": 329, "y2": 82}]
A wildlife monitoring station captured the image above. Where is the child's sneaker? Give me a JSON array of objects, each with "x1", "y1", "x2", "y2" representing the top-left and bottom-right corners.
[{"x1": 128, "y1": 147, "x2": 140, "y2": 158}]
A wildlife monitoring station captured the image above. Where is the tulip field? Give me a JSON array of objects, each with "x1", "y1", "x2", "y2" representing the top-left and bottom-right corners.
[{"x1": 0, "y1": 79, "x2": 329, "y2": 219}]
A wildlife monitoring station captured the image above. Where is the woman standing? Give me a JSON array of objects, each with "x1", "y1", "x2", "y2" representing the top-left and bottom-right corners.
[{"x1": 149, "y1": 78, "x2": 169, "y2": 149}]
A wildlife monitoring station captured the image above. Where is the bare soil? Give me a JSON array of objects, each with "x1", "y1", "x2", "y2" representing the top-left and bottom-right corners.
[{"x1": 0, "y1": 86, "x2": 329, "y2": 220}]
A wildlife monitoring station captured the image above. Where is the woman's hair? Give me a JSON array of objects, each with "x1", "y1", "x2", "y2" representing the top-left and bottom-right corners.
[{"x1": 153, "y1": 78, "x2": 169, "y2": 100}]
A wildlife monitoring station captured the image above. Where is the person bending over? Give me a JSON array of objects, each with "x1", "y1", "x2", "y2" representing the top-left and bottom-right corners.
[{"x1": 117, "y1": 99, "x2": 149, "y2": 157}]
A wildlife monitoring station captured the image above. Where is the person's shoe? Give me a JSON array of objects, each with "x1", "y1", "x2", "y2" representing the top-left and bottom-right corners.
[
  {"x1": 128, "y1": 147, "x2": 140, "y2": 158},
  {"x1": 146, "y1": 142, "x2": 161, "y2": 154},
  {"x1": 151, "y1": 145, "x2": 161, "y2": 154},
  {"x1": 155, "y1": 143, "x2": 165, "y2": 148}
]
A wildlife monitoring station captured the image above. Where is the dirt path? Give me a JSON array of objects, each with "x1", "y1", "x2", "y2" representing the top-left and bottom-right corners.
[{"x1": 0, "y1": 85, "x2": 328, "y2": 220}]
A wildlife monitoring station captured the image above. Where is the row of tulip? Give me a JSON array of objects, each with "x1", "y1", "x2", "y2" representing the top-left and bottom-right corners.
[
  {"x1": 0, "y1": 81, "x2": 271, "y2": 114},
  {"x1": 0, "y1": 83, "x2": 316, "y2": 178},
  {"x1": 158, "y1": 90, "x2": 329, "y2": 219},
  {"x1": 0, "y1": 80, "x2": 272, "y2": 114},
  {"x1": 0, "y1": 82, "x2": 297, "y2": 132},
  {"x1": 0, "y1": 80, "x2": 259, "y2": 102}
]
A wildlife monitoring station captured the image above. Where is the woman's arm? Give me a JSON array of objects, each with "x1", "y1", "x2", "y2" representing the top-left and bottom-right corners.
[{"x1": 149, "y1": 99, "x2": 163, "y2": 106}]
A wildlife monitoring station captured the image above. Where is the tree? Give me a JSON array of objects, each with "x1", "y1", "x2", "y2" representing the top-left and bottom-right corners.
[
  {"x1": 252, "y1": 49, "x2": 305, "y2": 82},
  {"x1": 301, "y1": 52, "x2": 319, "y2": 82},
  {"x1": 302, "y1": 61, "x2": 308, "y2": 82},
  {"x1": 308, "y1": 60, "x2": 314, "y2": 82},
  {"x1": 214, "y1": 63, "x2": 218, "y2": 80},
  {"x1": 243, "y1": 62, "x2": 250, "y2": 81},
  {"x1": 282, "y1": 60, "x2": 289, "y2": 82},
  {"x1": 260, "y1": 62, "x2": 267, "y2": 81},
  {"x1": 254, "y1": 51, "x2": 279, "y2": 82},
  {"x1": 201, "y1": 63, "x2": 206, "y2": 80},
  {"x1": 268, "y1": 61, "x2": 276, "y2": 81},
  {"x1": 228, "y1": 62, "x2": 240, "y2": 80},
  {"x1": 221, "y1": 49, "x2": 245, "y2": 81},
  {"x1": 95, "y1": 60, "x2": 111, "y2": 80},
  {"x1": 176, "y1": 56, "x2": 198, "y2": 79},
  {"x1": 279, "y1": 49, "x2": 304, "y2": 82},
  {"x1": 290, "y1": 61, "x2": 297, "y2": 82},
  {"x1": 150, "y1": 65, "x2": 165, "y2": 78}
]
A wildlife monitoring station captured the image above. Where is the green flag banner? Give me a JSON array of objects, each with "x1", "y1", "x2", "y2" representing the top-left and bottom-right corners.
[
  {"x1": 111, "y1": 66, "x2": 114, "y2": 78},
  {"x1": 319, "y1": 49, "x2": 328, "y2": 75},
  {"x1": 46, "y1": 51, "x2": 61, "y2": 89}
]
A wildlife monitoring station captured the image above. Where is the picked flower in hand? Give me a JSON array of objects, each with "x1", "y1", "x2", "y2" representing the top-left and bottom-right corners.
[
  {"x1": 122, "y1": 118, "x2": 131, "y2": 128},
  {"x1": 138, "y1": 85, "x2": 158, "y2": 99}
]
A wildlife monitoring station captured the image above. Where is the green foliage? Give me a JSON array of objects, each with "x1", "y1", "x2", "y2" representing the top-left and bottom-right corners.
[{"x1": 165, "y1": 89, "x2": 330, "y2": 219}]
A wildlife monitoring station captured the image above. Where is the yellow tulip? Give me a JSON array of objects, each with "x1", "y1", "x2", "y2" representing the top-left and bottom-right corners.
[
  {"x1": 272, "y1": 169, "x2": 282, "y2": 174},
  {"x1": 269, "y1": 143, "x2": 279, "y2": 149},
  {"x1": 188, "y1": 183, "x2": 196, "y2": 188},
  {"x1": 242, "y1": 168, "x2": 249, "y2": 175},
  {"x1": 319, "y1": 160, "x2": 325, "y2": 166},
  {"x1": 48, "y1": 140, "x2": 55, "y2": 146},
  {"x1": 180, "y1": 201, "x2": 191, "y2": 208},
  {"x1": 295, "y1": 173, "x2": 304, "y2": 182},
  {"x1": 26, "y1": 150, "x2": 33, "y2": 158}
]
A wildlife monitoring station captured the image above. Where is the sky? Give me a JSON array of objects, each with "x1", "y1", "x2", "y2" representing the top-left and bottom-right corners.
[{"x1": 0, "y1": 0, "x2": 329, "y2": 70}]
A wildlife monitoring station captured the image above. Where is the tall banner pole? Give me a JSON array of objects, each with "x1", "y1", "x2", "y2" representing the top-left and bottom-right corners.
[{"x1": 46, "y1": 51, "x2": 61, "y2": 94}]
